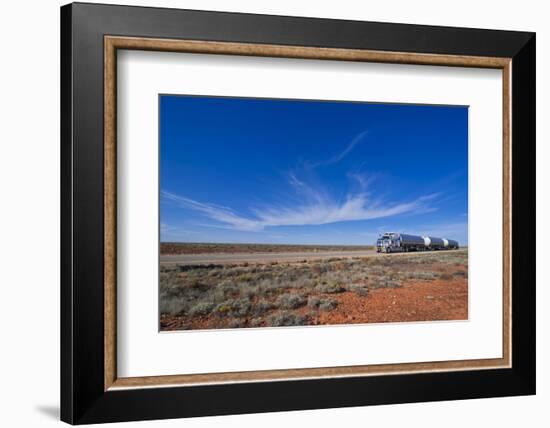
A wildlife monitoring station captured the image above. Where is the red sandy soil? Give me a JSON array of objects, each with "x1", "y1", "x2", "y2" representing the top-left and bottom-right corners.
[
  {"x1": 160, "y1": 277, "x2": 467, "y2": 331},
  {"x1": 316, "y1": 279, "x2": 467, "y2": 325}
]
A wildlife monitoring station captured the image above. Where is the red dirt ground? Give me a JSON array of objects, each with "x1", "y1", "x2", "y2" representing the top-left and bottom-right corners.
[
  {"x1": 316, "y1": 279, "x2": 467, "y2": 325},
  {"x1": 160, "y1": 276, "x2": 467, "y2": 331}
]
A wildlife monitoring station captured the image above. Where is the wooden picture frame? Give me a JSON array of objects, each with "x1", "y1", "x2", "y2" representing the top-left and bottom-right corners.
[{"x1": 61, "y1": 2, "x2": 535, "y2": 424}]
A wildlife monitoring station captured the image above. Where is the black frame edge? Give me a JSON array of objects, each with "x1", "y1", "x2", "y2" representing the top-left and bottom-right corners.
[
  {"x1": 510, "y1": 33, "x2": 536, "y2": 393},
  {"x1": 70, "y1": 1, "x2": 534, "y2": 57},
  {"x1": 60, "y1": 3, "x2": 74, "y2": 425}
]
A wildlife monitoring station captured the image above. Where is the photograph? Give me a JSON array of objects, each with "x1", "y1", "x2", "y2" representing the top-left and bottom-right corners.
[{"x1": 159, "y1": 95, "x2": 469, "y2": 331}]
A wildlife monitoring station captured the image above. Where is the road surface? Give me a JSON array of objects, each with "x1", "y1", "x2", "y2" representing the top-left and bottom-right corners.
[{"x1": 160, "y1": 249, "x2": 464, "y2": 265}]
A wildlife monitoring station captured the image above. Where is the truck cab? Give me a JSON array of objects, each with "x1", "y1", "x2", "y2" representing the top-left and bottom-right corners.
[{"x1": 376, "y1": 233, "x2": 400, "y2": 253}]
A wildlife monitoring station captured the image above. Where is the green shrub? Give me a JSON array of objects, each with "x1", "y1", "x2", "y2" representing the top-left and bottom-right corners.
[
  {"x1": 370, "y1": 278, "x2": 402, "y2": 289},
  {"x1": 307, "y1": 297, "x2": 322, "y2": 308},
  {"x1": 214, "y1": 298, "x2": 251, "y2": 317},
  {"x1": 407, "y1": 271, "x2": 437, "y2": 281},
  {"x1": 188, "y1": 301, "x2": 215, "y2": 316},
  {"x1": 276, "y1": 293, "x2": 306, "y2": 309},
  {"x1": 252, "y1": 300, "x2": 276, "y2": 316},
  {"x1": 307, "y1": 297, "x2": 338, "y2": 311},
  {"x1": 159, "y1": 296, "x2": 188, "y2": 316},
  {"x1": 319, "y1": 299, "x2": 338, "y2": 311},
  {"x1": 249, "y1": 317, "x2": 264, "y2": 327},
  {"x1": 349, "y1": 284, "x2": 369, "y2": 297},
  {"x1": 227, "y1": 319, "x2": 245, "y2": 328},
  {"x1": 267, "y1": 311, "x2": 308, "y2": 327},
  {"x1": 315, "y1": 281, "x2": 345, "y2": 294}
]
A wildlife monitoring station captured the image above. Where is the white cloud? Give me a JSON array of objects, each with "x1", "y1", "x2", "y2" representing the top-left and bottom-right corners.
[
  {"x1": 309, "y1": 130, "x2": 368, "y2": 167},
  {"x1": 161, "y1": 192, "x2": 263, "y2": 231},
  {"x1": 161, "y1": 178, "x2": 439, "y2": 232}
]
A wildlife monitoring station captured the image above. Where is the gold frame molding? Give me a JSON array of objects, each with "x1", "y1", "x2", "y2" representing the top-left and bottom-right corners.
[{"x1": 104, "y1": 35, "x2": 512, "y2": 391}]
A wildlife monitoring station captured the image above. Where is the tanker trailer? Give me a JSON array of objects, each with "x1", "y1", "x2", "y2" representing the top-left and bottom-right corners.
[
  {"x1": 399, "y1": 234, "x2": 426, "y2": 252},
  {"x1": 426, "y1": 236, "x2": 445, "y2": 250},
  {"x1": 447, "y1": 239, "x2": 459, "y2": 249}
]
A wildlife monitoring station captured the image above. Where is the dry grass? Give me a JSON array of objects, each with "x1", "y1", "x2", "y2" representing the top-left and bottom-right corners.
[{"x1": 160, "y1": 249, "x2": 468, "y2": 331}]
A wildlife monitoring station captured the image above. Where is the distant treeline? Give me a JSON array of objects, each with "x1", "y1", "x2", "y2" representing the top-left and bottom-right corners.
[{"x1": 161, "y1": 242, "x2": 375, "y2": 255}]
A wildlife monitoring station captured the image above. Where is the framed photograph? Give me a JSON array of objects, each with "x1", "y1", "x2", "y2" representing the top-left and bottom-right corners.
[{"x1": 61, "y1": 2, "x2": 535, "y2": 424}]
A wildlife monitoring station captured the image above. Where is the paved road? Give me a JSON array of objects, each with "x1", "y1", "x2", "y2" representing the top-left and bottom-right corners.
[{"x1": 160, "y1": 249, "x2": 464, "y2": 265}]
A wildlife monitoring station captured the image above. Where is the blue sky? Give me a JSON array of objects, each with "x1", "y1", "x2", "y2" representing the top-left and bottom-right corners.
[{"x1": 160, "y1": 95, "x2": 468, "y2": 245}]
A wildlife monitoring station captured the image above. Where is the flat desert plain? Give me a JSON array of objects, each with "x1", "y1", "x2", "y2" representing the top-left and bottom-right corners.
[{"x1": 159, "y1": 244, "x2": 468, "y2": 331}]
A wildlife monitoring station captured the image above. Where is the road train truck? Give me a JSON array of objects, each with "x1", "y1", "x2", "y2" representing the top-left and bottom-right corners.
[{"x1": 376, "y1": 232, "x2": 459, "y2": 253}]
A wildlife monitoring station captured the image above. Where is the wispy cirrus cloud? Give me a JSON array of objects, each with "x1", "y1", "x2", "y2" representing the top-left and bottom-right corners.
[
  {"x1": 309, "y1": 130, "x2": 368, "y2": 167},
  {"x1": 161, "y1": 174, "x2": 439, "y2": 232},
  {"x1": 161, "y1": 192, "x2": 262, "y2": 231}
]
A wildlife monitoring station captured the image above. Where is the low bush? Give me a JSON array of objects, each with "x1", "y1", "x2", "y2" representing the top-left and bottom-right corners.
[
  {"x1": 348, "y1": 284, "x2": 369, "y2": 297},
  {"x1": 227, "y1": 319, "x2": 245, "y2": 329},
  {"x1": 188, "y1": 301, "x2": 215, "y2": 316},
  {"x1": 267, "y1": 311, "x2": 309, "y2": 327},
  {"x1": 214, "y1": 298, "x2": 251, "y2": 317},
  {"x1": 252, "y1": 300, "x2": 276, "y2": 316},
  {"x1": 249, "y1": 317, "x2": 264, "y2": 327},
  {"x1": 315, "y1": 281, "x2": 345, "y2": 294},
  {"x1": 159, "y1": 295, "x2": 189, "y2": 316},
  {"x1": 319, "y1": 299, "x2": 338, "y2": 311},
  {"x1": 276, "y1": 293, "x2": 306, "y2": 309},
  {"x1": 307, "y1": 297, "x2": 321, "y2": 308},
  {"x1": 406, "y1": 271, "x2": 437, "y2": 281},
  {"x1": 370, "y1": 278, "x2": 402, "y2": 289}
]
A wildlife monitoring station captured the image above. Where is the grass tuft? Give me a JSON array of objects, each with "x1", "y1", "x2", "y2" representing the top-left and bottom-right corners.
[{"x1": 267, "y1": 311, "x2": 309, "y2": 327}]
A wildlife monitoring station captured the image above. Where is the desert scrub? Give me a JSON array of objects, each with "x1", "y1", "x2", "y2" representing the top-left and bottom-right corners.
[
  {"x1": 438, "y1": 272, "x2": 454, "y2": 280},
  {"x1": 405, "y1": 271, "x2": 438, "y2": 281},
  {"x1": 370, "y1": 277, "x2": 402, "y2": 289},
  {"x1": 237, "y1": 283, "x2": 261, "y2": 298},
  {"x1": 319, "y1": 300, "x2": 338, "y2": 311},
  {"x1": 267, "y1": 311, "x2": 309, "y2": 327},
  {"x1": 307, "y1": 296, "x2": 338, "y2": 310},
  {"x1": 251, "y1": 299, "x2": 276, "y2": 316},
  {"x1": 214, "y1": 298, "x2": 251, "y2": 317},
  {"x1": 348, "y1": 284, "x2": 369, "y2": 297},
  {"x1": 368, "y1": 266, "x2": 389, "y2": 276},
  {"x1": 315, "y1": 280, "x2": 345, "y2": 294},
  {"x1": 175, "y1": 263, "x2": 223, "y2": 272},
  {"x1": 188, "y1": 301, "x2": 216, "y2": 317},
  {"x1": 310, "y1": 263, "x2": 328, "y2": 275},
  {"x1": 159, "y1": 295, "x2": 189, "y2": 316},
  {"x1": 249, "y1": 317, "x2": 264, "y2": 327},
  {"x1": 276, "y1": 293, "x2": 306, "y2": 309},
  {"x1": 256, "y1": 278, "x2": 293, "y2": 296},
  {"x1": 227, "y1": 319, "x2": 245, "y2": 328},
  {"x1": 292, "y1": 276, "x2": 315, "y2": 289}
]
